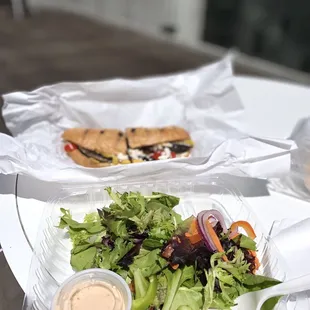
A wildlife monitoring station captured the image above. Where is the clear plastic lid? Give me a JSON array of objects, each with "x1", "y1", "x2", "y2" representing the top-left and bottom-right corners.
[
  {"x1": 269, "y1": 118, "x2": 310, "y2": 200},
  {"x1": 23, "y1": 176, "x2": 289, "y2": 309}
]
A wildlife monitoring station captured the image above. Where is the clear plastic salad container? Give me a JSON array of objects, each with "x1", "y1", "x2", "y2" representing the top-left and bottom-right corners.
[
  {"x1": 269, "y1": 219, "x2": 310, "y2": 310},
  {"x1": 268, "y1": 118, "x2": 310, "y2": 201},
  {"x1": 23, "y1": 177, "x2": 289, "y2": 310}
]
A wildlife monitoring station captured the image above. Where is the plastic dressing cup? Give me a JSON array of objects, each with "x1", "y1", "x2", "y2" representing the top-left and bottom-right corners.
[{"x1": 51, "y1": 269, "x2": 132, "y2": 310}]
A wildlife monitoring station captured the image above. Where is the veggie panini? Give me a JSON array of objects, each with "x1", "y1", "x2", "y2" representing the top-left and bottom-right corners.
[{"x1": 62, "y1": 126, "x2": 194, "y2": 167}]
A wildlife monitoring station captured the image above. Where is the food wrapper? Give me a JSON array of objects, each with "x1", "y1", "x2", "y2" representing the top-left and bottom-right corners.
[{"x1": 0, "y1": 57, "x2": 295, "y2": 183}]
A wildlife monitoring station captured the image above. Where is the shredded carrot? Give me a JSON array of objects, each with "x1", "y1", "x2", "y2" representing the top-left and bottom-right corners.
[
  {"x1": 185, "y1": 219, "x2": 203, "y2": 244},
  {"x1": 188, "y1": 219, "x2": 199, "y2": 235},
  {"x1": 230, "y1": 221, "x2": 256, "y2": 240},
  {"x1": 185, "y1": 232, "x2": 202, "y2": 244},
  {"x1": 229, "y1": 231, "x2": 240, "y2": 239},
  {"x1": 205, "y1": 220, "x2": 228, "y2": 262},
  {"x1": 171, "y1": 263, "x2": 179, "y2": 270},
  {"x1": 249, "y1": 250, "x2": 260, "y2": 273},
  {"x1": 129, "y1": 281, "x2": 135, "y2": 293}
]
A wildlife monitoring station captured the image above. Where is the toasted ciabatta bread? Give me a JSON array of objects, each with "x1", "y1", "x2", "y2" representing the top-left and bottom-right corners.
[
  {"x1": 62, "y1": 128, "x2": 128, "y2": 168},
  {"x1": 126, "y1": 126, "x2": 190, "y2": 149},
  {"x1": 62, "y1": 128, "x2": 127, "y2": 155},
  {"x1": 66, "y1": 149, "x2": 113, "y2": 168}
]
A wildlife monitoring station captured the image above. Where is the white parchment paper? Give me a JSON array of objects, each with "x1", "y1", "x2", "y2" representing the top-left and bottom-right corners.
[{"x1": 0, "y1": 58, "x2": 295, "y2": 183}]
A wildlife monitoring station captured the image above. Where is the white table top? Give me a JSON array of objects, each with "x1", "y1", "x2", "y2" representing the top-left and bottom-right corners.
[{"x1": 1, "y1": 76, "x2": 310, "y2": 292}]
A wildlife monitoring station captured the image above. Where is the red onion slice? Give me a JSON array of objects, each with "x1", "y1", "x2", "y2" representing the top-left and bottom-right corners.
[
  {"x1": 202, "y1": 210, "x2": 228, "y2": 233},
  {"x1": 197, "y1": 210, "x2": 228, "y2": 252}
]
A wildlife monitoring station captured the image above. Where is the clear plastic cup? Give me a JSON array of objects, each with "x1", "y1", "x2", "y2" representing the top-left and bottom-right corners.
[{"x1": 51, "y1": 269, "x2": 132, "y2": 310}]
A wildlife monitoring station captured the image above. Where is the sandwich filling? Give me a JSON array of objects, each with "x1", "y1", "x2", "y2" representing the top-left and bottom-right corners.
[
  {"x1": 64, "y1": 142, "x2": 129, "y2": 164},
  {"x1": 63, "y1": 127, "x2": 194, "y2": 166},
  {"x1": 128, "y1": 140, "x2": 193, "y2": 161}
]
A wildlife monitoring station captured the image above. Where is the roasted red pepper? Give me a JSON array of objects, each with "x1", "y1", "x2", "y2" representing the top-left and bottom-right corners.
[
  {"x1": 152, "y1": 151, "x2": 162, "y2": 160},
  {"x1": 229, "y1": 221, "x2": 256, "y2": 240},
  {"x1": 64, "y1": 143, "x2": 77, "y2": 152}
]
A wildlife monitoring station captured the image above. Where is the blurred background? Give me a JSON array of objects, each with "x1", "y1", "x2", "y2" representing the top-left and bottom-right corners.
[
  {"x1": 1, "y1": 0, "x2": 310, "y2": 97},
  {"x1": 0, "y1": 0, "x2": 310, "y2": 309}
]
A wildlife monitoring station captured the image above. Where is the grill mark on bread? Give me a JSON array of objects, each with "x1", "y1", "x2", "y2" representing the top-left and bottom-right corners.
[
  {"x1": 126, "y1": 126, "x2": 190, "y2": 149},
  {"x1": 62, "y1": 128, "x2": 127, "y2": 155},
  {"x1": 78, "y1": 146, "x2": 112, "y2": 163},
  {"x1": 125, "y1": 137, "x2": 133, "y2": 162}
]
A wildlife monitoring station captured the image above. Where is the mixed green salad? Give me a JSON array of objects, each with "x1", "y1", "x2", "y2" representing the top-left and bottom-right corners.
[{"x1": 59, "y1": 188, "x2": 281, "y2": 310}]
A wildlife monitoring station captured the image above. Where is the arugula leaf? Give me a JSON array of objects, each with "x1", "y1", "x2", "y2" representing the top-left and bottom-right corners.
[
  {"x1": 59, "y1": 209, "x2": 106, "y2": 253},
  {"x1": 142, "y1": 238, "x2": 164, "y2": 249},
  {"x1": 146, "y1": 201, "x2": 171, "y2": 214},
  {"x1": 233, "y1": 234, "x2": 257, "y2": 251},
  {"x1": 216, "y1": 250, "x2": 250, "y2": 281},
  {"x1": 95, "y1": 238, "x2": 134, "y2": 272},
  {"x1": 59, "y1": 208, "x2": 105, "y2": 234},
  {"x1": 106, "y1": 187, "x2": 123, "y2": 206},
  {"x1": 129, "y1": 210, "x2": 154, "y2": 233},
  {"x1": 58, "y1": 208, "x2": 72, "y2": 229},
  {"x1": 148, "y1": 192, "x2": 180, "y2": 209},
  {"x1": 105, "y1": 188, "x2": 146, "y2": 219},
  {"x1": 71, "y1": 246, "x2": 97, "y2": 271},
  {"x1": 109, "y1": 238, "x2": 134, "y2": 269},
  {"x1": 261, "y1": 296, "x2": 283, "y2": 310},
  {"x1": 147, "y1": 202, "x2": 182, "y2": 241},
  {"x1": 242, "y1": 274, "x2": 281, "y2": 290}
]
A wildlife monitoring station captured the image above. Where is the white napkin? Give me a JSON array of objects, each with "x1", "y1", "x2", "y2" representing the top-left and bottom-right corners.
[{"x1": 0, "y1": 57, "x2": 295, "y2": 183}]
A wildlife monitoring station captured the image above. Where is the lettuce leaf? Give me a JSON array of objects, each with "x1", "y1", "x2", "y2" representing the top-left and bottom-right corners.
[
  {"x1": 202, "y1": 250, "x2": 282, "y2": 310},
  {"x1": 106, "y1": 220, "x2": 128, "y2": 238},
  {"x1": 162, "y1": 266, "x2": 195, "y2": 310},
  {"x1": 153, "y1": 274, "x2": 168, "y2": 307},
  {"x1": 233, "y1": 234, "x2": 257, "y2": 251},
  {"x1": 59, "y1": 208, "x2": 105, "y2": 234},
  {"x1": 130, "y1": 249, "x2": 167, "y2": 278},
  {"x1": 147, "y1": 192, "x2": 180, "y2": 209},
  {"x1": 71, "y1": 246, "x2": 97, "y2": 271},
  {"x1": 59, "y1": 208, "x2": 106, "y2": 249},
  {"x1": 171, "y1": 287, "x2": 203, "y2": 310}
]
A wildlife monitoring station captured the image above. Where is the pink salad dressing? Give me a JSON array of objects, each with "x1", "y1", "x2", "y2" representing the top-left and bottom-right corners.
[{"x1": 56, "y1": 281, "x2": 125, "y2": 310}]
